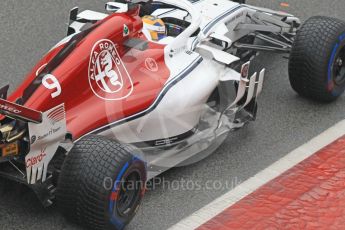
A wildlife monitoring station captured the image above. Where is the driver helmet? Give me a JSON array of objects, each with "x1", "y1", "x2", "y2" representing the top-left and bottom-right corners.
[{"x1": 142, "y1": 15, "x2": 167, "y2": 41}]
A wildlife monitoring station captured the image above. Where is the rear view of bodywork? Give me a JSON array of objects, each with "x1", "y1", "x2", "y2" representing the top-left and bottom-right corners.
[{"x1": 1, "y1": 0, "x2": 345, "y2": 229}]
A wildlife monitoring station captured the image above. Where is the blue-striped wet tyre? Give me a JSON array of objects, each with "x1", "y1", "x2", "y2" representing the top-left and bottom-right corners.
[
  {"x1": 289, "y1": 16, "x2": 345, "y2": 102},
  {"x1": 56, "y1": 135, "x2": 147, "y2": 230}
]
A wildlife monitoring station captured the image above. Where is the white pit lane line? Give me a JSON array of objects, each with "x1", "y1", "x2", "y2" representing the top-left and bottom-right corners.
[{"x1": 168, "y1": 119, "x2": 345, "y2": 230}]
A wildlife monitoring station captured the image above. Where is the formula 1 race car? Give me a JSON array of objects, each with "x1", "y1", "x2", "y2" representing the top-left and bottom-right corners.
[{"x1": 1, "y1": 0, "x2": 345, "y2": 229}]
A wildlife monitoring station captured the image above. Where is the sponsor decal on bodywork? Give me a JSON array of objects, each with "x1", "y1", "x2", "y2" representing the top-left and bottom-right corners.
[
  {"x1": 26, "y1": 104, "x2": 66, "y2": 184},
  {"x1": 0, "y1": 103, "x2": 21, "y2": 114},
  {"x1": 35, "y1": 127, "x2": 62, "y2": 142},
  {"x1": 26, "y1": 146, "x2": 47, "y2": 168},
  {"x1": 123, "y1": 24, "x2": 130, "y2": 37},
  {"x1": 89, "y1": 39, "x2": 133, "y2": 100},
  {"x1": 145, "y1": 58, "x2": 159, "y2": 72}
]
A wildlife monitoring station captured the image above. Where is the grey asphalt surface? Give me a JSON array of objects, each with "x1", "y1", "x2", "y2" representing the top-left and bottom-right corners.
[{"x1": 1, "y1": 0, "x2": 345, "y2": 230}]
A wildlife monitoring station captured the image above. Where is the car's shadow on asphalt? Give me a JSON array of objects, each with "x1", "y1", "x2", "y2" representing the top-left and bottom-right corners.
[{"x1": 0, "y1": 178, "x2": 84, "y2": 230}]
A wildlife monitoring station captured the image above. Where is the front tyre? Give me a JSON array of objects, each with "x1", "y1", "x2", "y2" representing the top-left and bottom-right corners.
[
  {"x1": 289, "y1": 16, "x2": 345, "y2": 102},
  {"x1": 57, "y1": 135, "x2": 147, "y2": 230}
]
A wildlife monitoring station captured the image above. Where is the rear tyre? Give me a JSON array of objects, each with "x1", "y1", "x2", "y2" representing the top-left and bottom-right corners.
[
  {"x1": 289, "y1": 16, "x2": 345, "y2": 102},
  {"x1": 57, "y1": 135, "x2": 147, "y2": 230}
]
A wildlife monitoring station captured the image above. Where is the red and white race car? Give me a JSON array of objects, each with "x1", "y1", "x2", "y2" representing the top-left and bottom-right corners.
[{"x1": 1, "y1": 0, "x2": 345, "y2": 229}]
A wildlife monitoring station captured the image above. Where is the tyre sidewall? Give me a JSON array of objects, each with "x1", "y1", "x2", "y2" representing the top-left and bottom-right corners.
[
  {"x1": 327, "y1": 33, "x2": 345, "y2": 97},
  {"x1": 107, "y1": 157, "x2": 147, "y2": 230},
  {"x1": 57, "y1": 136, "x2": 147, "y2": 230}
]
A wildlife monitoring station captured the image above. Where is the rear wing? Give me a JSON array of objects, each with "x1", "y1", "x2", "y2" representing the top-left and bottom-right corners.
[
  {"x1": 0, "y1": 98, "x2": 42, "y2": 124},
  {"x1": 0, "y1": 85, "x2": 41, "y2": 123},
  {"x1": 0, "y1": 86, "x2": 67, "y2": 184}
]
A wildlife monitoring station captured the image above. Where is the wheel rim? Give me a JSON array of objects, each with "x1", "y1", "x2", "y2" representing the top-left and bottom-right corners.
[
  {"x1": 116, "y1": 171, "x2": 141, "y2": 217},
  {"x1": 333, "y1": 45, "x2": 345, "y2": 86}
]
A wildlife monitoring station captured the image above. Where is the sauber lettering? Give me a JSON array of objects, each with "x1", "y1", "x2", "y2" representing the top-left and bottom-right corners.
[
  {"x1": 36, "y1": 127, "x2": 62, "y2": 141},
  {"x1": 26, "y1": 148, "x2": 47, "y2": 168}
]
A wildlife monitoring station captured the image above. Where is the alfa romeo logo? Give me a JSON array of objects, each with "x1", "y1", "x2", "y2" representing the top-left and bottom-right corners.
[{"x1": 89, "y1": 39, "x2": 133, "y2": 100}]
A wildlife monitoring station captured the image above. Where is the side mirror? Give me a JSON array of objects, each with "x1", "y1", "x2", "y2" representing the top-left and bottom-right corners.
[{"x1": 105, "y1": 2, "x2": 129, "y2": 13}]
